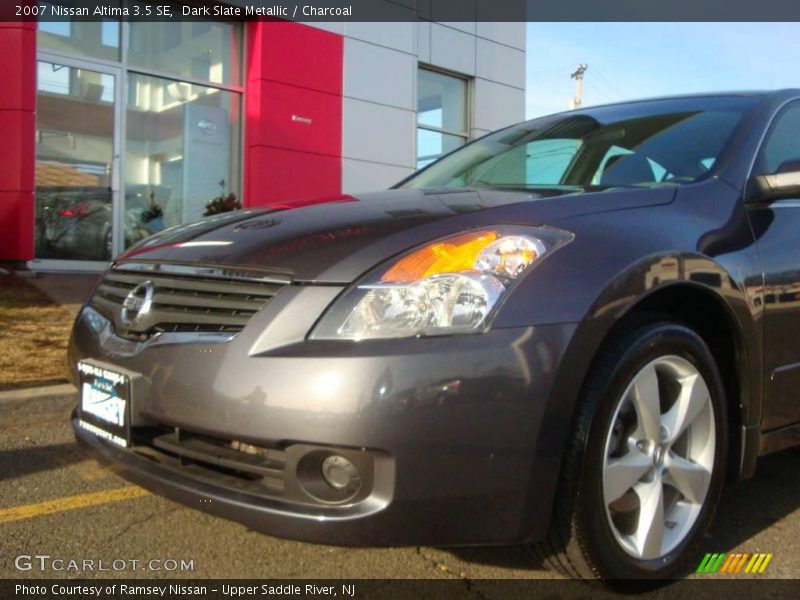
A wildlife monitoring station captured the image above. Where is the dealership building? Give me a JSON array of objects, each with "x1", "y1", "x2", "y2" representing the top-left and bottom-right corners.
[{"x1": 0, "y1": 14, "x2": 525, "y2": 270}]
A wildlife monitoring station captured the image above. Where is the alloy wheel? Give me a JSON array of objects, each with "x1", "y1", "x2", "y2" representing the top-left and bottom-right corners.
[{"x1": 602, "y1": 355, "x2": 716, "y2": 560}]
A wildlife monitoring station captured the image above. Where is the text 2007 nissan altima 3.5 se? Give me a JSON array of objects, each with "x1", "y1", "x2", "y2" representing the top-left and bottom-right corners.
[{"x1": 70, "y1": 90, "x2": 800, "y2": 580}]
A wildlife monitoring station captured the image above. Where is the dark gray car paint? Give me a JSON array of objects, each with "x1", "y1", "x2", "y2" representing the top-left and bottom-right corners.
[
  {"x1": 120, "y1": 186, "x2": 675, "y2": 284},
  {"x1": 70, "y1": 91, "x2": 800, "y2": 546}
]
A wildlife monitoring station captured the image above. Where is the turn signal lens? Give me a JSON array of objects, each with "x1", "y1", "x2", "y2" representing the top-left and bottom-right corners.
[{"x1": 381, "y1": 231, "x2": 499, "y2": 282}]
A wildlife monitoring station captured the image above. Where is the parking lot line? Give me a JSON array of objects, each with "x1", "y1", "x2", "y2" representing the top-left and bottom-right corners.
[{"x1": 0, "y1": 486, "x2": 149, "y2": 524}]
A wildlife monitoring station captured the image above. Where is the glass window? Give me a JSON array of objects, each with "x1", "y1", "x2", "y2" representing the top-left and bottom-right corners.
[
  {"x1": 417, "y1": 69, "x2": 468, "y2": 168},
  {"x1": 37, "y1": 16, "x2": 120, "y2": 62},
  {"x1": 417, "y1": 129, "x2": 466, "y2": 169},
  {"x1": 128, "y1": 21, "x2": 241, "y2": 86},
  {"x1": 35, "y1": 62, "x2": 115, "y2": 261},
  {"x1": 755, "y1": 102, "x2": 800, "y2": 175},
  {"x1": 443, "y1": 138, "x2": 583, "y2": 188},
  {"x1": 36, "y1": 62, "x2": 70, "y2": 96},
  {"x1": 403, "y1": 97, "x2": 758, "y2": 191},
  {"x1": 38, "y1": 21, "x2": 70, "y2": 38},
  {"x1": 124, "y1": 74, "x2": 241, "y2": 247},
  {"x1": 527, "y1": 139, "x2": 582, "y2": 184},
  {"x1": 101, "y1": 21, "x2": 120, "y2": 48},
  {"x1": 34, "y1": 20, "x2": 244, "y2": 263}
]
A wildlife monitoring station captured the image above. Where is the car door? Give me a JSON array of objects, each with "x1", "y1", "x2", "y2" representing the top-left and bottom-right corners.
[{"x1": 747, "y1": 100, "x2": 800, "y2": 430}]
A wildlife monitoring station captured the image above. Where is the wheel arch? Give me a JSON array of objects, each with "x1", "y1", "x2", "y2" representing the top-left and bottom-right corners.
[
  {"x1": 618, "y1": 281, "x2": 757, "y2": 482},
  {"x1": 520, "y1": 256, "x2": 761, "y2": 542}
]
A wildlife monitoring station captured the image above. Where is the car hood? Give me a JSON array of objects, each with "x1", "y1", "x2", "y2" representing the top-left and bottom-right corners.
[{"x1": 118, "y1": 187, "x2": 675, "y2": 283}]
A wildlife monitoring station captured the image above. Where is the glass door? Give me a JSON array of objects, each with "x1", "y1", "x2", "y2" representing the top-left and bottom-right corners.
[
  {"x1": 124, "y1": 73, "x2": 241, "y2": 250},
  {"x1": 34, "y1": 56, "x2": 121, "y2": 266}
]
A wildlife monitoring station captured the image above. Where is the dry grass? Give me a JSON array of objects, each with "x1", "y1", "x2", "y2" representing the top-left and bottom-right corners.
[{"x1": 0, "y1": 276, "x2": 73, "y2": 391}]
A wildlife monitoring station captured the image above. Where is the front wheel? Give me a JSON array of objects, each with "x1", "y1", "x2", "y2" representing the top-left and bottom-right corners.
[{"x1": 535, "y1": 318, "x2": 728, "y2": 580}]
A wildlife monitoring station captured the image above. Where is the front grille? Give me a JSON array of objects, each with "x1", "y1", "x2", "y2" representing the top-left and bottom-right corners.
[
  {"x1": 89, "y1": 263, "x2": 288, "y2": 340},
  {"x1": 131, "y1": 426, "x2": 288, "y2": 497}
]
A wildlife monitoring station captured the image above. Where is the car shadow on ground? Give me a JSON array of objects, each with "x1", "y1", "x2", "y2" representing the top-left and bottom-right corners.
[
  {"x1": 0, "y1": 442, "x2": 85, "y2": 482},
  {"x1": 446, "y1": 445, "x2": 800, "y2": 572},
  {"x1": 706, "y1": 444, "x2": 800, "y2": 550}
]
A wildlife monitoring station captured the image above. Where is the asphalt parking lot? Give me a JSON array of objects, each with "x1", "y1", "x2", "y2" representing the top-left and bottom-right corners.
[{"x1": 2, "y1": 393, "x2": 800, "y2": 581}]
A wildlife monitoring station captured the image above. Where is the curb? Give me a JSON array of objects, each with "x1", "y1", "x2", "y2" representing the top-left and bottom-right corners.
[{"x1": 0, "y1": 383, "x2": 77, "y2": 412}]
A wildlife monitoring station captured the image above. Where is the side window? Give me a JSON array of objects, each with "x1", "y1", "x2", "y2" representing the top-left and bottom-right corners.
[
  {"x1": 756, "y1": 103, "x2": 800, "y2": 175},
  {"x1": 591, "y1": 145, "x2": 668, "y2": 187},
  {"x1": 593, "y1": 146, "x2": 633, "y2": 185}
]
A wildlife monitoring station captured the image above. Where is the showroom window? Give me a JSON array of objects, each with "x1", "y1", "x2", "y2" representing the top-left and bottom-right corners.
[
  {"x1": 38, "y1": 17, "x2": 121, "y2": 62},
  {"x1": 126, "y1": 74, "x2": 242, "y2": 229},
  {"x1": 34, "y1": 18, "x2": 243, "y2": 265},
  {"x1": 128, "y1": 21, "x2": 241, "y2": 86},
  {"x1": 416, "y1": 68, "x2": 469, "y2": 169}
]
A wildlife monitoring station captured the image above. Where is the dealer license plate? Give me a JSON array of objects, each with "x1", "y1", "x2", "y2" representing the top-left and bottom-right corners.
[{"x1": 77, "y1": 361, "x2": 131, "y2": 448}]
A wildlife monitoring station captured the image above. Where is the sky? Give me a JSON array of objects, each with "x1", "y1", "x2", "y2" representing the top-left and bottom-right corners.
[{"x1": 525, "y1": 22, "x2": 800, "y2": 118}]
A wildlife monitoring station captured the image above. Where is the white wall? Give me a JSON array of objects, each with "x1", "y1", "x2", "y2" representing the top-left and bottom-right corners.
[{"x1": 306, "y1": 20, "x2": 526, "y2": 194}]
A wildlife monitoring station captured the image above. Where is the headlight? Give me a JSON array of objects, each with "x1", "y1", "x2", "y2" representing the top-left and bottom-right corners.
[{"x1": 311, "y1": 226, "x2": 573, "y2": 341}]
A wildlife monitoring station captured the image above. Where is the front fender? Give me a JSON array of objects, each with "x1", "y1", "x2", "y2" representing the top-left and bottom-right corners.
[
  {"x1": 499, "y1": 195, "x2": 765, "y2": 536},
  {"x1": 493, "y1": 194, "x2": 763, "y2": 428}
]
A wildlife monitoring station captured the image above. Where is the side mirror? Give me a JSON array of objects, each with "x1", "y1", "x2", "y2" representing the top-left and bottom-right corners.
[{"x1": 746, "y1": 160, "x2": 800, "y2": 204}]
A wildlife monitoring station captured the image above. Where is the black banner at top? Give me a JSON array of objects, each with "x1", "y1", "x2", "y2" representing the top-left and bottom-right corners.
[{"x1": 4, "y1": 0, "x2": 800, "y2": 22}]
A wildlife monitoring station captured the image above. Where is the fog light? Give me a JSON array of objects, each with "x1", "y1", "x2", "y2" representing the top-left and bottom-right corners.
[
  {"x1": 296, "y1": 449, "x2": 368, "y2": 503},
  {"x1": 321, "y1": 455, "x2": 360, "y2": 492}
]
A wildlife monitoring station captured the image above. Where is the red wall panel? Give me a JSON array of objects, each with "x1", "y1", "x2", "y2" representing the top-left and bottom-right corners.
[
  {"x1": 247, "y1": 79, "x2": 341, "y2": 157},
  {"x1": 246, "y1": 21, "x2": 343, "y2": 94},
  {"x1": 248, "y1": 147, "x2": 342, "y2": 205},
  {"x1": 0, "y1": 192, "x2": 34, "y2": 259},
  {"x1": 0, "y1": 111, "x2": 34, "y2": 192},
  {"x1": 0, "y1": 23, "x2": 35, "y2": 261},
  {"x1": 245, "y1": 22, "x2": 343, "y2": 207},
  {"x1": 0, "y1": 26, "x2": 35, "y2": 111}
]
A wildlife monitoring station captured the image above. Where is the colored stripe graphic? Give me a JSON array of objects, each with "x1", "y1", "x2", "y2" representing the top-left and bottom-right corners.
[
  {"x1": 719, "y1": 553, "x2": 750, "y2": 573},
  {"x1": 698, "y1": 552, "x2": 773, "y2": 574},
  {"x1": 734, "y1": 553, "x2": 750, "y2": 573},
  {"x1": 696, "y1": 553, "x2": 713, "y2": 573},
  {"x1": 720, "y1": 553, "x2": 736, "y2": 573},
  {"x1": 745, "y1": 553, "x2": 773, "y2": 574},
  {"x1": 697, "y1": 553, "x2": 727, "y2": 573},
  {"x1": 712, "y1": 553, "x2": 727, "y2": 573}
]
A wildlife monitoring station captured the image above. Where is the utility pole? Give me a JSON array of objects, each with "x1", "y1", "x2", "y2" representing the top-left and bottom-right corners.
[{"x1": 569, "y1": 64, "x2": 588, "y2": 109}]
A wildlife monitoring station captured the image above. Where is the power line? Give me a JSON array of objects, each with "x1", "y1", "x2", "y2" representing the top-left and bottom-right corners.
[
  {"x1": 584, "y1": 79, "x2": 615, "y2": 103},
  {"x1": 586, "y1": 74, "x2": 624, "y2": 101},
  {"x1": 586, "y1": 76, "x2": 620, "y2": 100},
  {"x1": 591, "y1": 67, "x2": 627, "y2": 98}
]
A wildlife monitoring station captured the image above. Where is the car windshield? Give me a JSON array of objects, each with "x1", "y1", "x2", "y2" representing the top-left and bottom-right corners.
[{"x1": 401, "y1": 96, "x2": 760, "y2": 192}]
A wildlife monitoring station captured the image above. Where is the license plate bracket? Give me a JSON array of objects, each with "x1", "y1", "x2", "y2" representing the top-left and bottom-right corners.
[{"x1": 78, "y1": 361, "x2": 131, "y2": 448}]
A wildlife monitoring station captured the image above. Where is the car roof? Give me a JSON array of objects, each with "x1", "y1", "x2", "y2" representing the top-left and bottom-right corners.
[{"x1": 540, "y1": 90, "x2": 800, "y2": 120}]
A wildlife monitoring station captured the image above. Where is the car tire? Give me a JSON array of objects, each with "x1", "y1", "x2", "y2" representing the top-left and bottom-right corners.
[{"x1": 533, "y1": 316, "x2": 728, "y2": 581}]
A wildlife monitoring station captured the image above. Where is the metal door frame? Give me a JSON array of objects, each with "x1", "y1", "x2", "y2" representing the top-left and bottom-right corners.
[{"x1": 30, "y1": 50, "x2": 124, "y2": 272}]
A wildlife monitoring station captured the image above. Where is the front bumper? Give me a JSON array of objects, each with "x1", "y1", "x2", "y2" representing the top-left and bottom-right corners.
[{"x1": 69, "y1": 285, "x2": 580, "y2": 546}]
